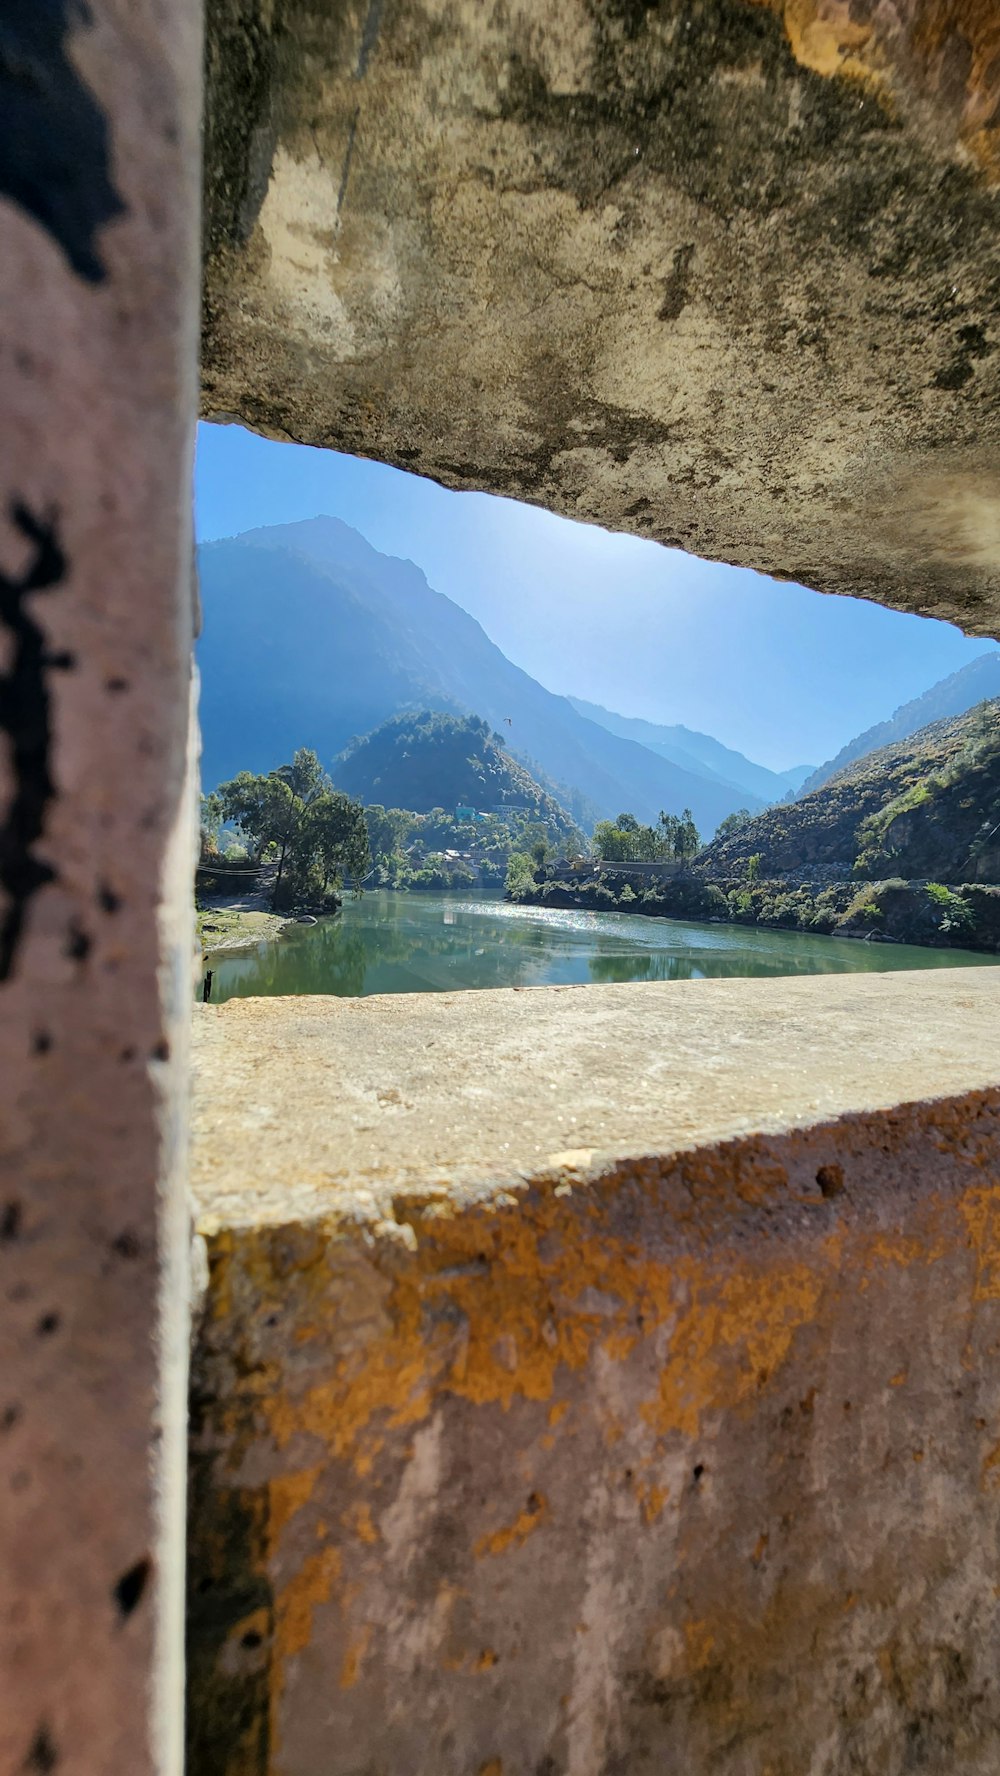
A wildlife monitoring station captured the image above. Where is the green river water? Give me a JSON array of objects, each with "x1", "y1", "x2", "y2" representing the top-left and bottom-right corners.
[{"x1": 202, "y1": 891, "x2": 1000, "y2": 1002}]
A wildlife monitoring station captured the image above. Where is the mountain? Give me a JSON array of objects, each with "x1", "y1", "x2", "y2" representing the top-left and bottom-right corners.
[
  {"x1": 698, "y1": 700, "x2": 1000, "y2": 882},
  {"x1": 802, "y1": 651, "x2": 1000, "y2": 795},
  {"x1": 196, "y1": 516, "x2": 764, "y2": 833},
  {"x1": 334, "y1": 711, "x2": 578, "y2": 835},
  {"x1": 567, "y1": 697, "x2": 811, "y2": 804}
]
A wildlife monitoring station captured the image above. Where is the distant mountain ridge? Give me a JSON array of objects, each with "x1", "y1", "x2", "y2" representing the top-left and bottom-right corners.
[
  {"x1": 197, "y1": 516, "x2": 769, "y2": 834},
  {"x1": 568, "y1": 697, "x2": 813, "y2": 804},
  {"x1": 802, "y1": 651, "x2": 1000, "y2": 795}
]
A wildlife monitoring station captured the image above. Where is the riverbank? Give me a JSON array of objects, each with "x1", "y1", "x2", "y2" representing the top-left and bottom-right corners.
[
  {"x1": 510, "y1": 871, "x2": 1000, "y2": 955},
  {"x1": 197, "y1": 905, "x2": 292, "y2": 952}
]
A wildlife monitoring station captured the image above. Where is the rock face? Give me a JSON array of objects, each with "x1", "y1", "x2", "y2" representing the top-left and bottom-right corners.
[
  {"x1": 188, "y1": 976, "x2": 1000, "y2": 1776},
  {"x1": 699, "y1": 697, "x2": 1000, "y2": 879},
  {"x1": 203, "y1": 0, "x2": 1000, "y2": 631}
]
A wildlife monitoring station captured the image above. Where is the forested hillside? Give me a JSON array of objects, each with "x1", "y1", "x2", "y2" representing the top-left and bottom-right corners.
[{"x1": 334, "y1": 711, "x2": 580, "y2": 842}]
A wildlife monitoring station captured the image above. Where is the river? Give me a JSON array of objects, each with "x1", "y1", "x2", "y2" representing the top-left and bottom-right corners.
[{"x1": 201, "y1": 890, "x2": 1000, "y2": 1003}]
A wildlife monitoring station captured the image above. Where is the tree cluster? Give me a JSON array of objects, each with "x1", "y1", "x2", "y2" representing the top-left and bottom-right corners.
[
  {"x1": 206, "y1": 749, "x2": 370, "y2": 911},
  {"x1": 365, "y1": 805, "x2": 582, "y2": 892},
  {"x1": 592, "y1": 808, "x2": 701, "y2": 864}
]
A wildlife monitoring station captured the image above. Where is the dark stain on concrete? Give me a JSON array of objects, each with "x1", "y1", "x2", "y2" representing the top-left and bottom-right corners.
[
  {"x1": 0, "y1": 0, "x2": 125, "y2": 282},
  {"x1": 187, "y1": 1359, "x2": 273, "y2": 1776},
  {"x1": 0, "y1": 503, "x2": 69, "y2": 982},
  {"x1": 114, "y1": 1555, "x2": 152, "y2": 1620},
  {"x1": 659, "y1": 244, "x2": 695, "y2": 321},
  {"x1": 22, "y1": 1723, "x2": 58, "y2": 1772}
]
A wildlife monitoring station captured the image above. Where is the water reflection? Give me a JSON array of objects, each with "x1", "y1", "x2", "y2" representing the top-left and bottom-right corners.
[{"x1": 202, "y1": 891, "x2": 1000, "y2": 1003}]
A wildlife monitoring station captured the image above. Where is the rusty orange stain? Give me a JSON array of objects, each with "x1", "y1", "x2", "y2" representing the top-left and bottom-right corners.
[
  {"x1": 475, "y1": 1493, "x2": 548, "y2": 1558},
  {"x1": 268, "y1": 1466, "x2": 321, "y2": 1543},
  {"x1": 197, "y1": 1142, "x2": 1000, "y2": 1760},
  {"x1": 637, "y1": 1481, "x2": 669, "y2": 1524},
  {"x1": 343, "y1": 1501, "x2": 379, "y2": 1545},
  {"x1": 339, "y1": 1623, "x2": 373, "y2": 1689},
  {"x1": 960, "y1": 1186, "x2": 1000, "y2": 1302},
  {"x1": 273, "y1": 1545, "x2": 340, "y2": 1664},
  {"x1": 682, "y1": 1617, "x2": 717, "y2": 1672},
  {"x1": 750, "y1": 0, "x2": 1000, "y2": 179},
  {"x1": 641, "y1": 1253, "x2": 830, "y2": 1440}
]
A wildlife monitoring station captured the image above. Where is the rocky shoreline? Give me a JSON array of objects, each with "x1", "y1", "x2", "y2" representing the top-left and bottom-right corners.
[{"x1": 510, "y1": 869, "x2": 1000, "y2": 955}]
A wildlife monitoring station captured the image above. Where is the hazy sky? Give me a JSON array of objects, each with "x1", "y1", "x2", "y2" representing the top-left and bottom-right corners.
[{"x1": 195, "y1": 422, "x2": 993, "y2": 772}]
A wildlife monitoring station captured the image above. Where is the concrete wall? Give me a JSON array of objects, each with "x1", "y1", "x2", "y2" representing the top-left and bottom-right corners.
[
  {"x1": 188, "y1": 973, "x2": 1000, "y2": 1774},
  {"x1": 0, "y1": 3, "x2": 200, "y2": 1771},
  {"x1": 202, "y1": 0, "x2": 1000, "y2": 631},
  {"x1": 7, "y1": 7, "x2": 1000, "y2": 1770}
]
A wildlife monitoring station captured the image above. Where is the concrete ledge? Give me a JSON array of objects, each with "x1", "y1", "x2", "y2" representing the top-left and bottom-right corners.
[
  {"x1": 191, "y1": 970, "x2": 1000, "y2": 1223},
  {"x1": 188, "y1": 973, "x2": 1000, "y2": 1773}
]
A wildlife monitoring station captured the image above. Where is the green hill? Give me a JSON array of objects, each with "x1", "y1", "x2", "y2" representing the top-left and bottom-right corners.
[
  {"x1": 698, "y1": 700, "x2": 1000, "y2": 883},
  {"x1": 333, "y1": 711, "x2": 580, "y2": 841}
]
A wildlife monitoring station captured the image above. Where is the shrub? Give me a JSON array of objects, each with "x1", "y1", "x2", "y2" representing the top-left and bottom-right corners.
[
  {"x1": 505, "y1": 850, "x2": 535, "y2": 898},
  {"x1": 925, "y1": 883, "x2": 974, "y2": 933},
  {"x1": 838, "y1": 886, "x2": 885, "y2": 927}
]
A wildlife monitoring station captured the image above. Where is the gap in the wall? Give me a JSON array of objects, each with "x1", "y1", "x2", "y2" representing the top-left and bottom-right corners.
[{"x1": 193, "y1": 421, "x2": 1000, "y2": 1006}]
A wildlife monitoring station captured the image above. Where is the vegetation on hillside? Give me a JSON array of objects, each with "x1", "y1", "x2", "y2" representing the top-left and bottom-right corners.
[
  {"x1": 334, "y1": 711, "x2": 581, "y2": 833},
  {"x1": 697, "y1": 701, "x2": 1000, "y2": 884},
  {"x1": 803, "y1": 651, "x2": 1000, "y2": 794}
]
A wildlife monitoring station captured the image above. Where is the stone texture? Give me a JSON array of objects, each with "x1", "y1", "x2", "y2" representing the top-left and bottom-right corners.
[
  {"x1": 203, "y1": 0, "x2": 1000, "y2": 631},
  {"x1": 189, "y1": 972, "x2": 1000, "y2": 1774},
  {"x1": 0, "y1": 3, "x2": 201, "y2": 1771}
]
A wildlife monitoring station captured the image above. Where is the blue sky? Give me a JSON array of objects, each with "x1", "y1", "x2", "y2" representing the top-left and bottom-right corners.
[{"x1": 195, "y1": 422, "x2": 993, "y2": 772}]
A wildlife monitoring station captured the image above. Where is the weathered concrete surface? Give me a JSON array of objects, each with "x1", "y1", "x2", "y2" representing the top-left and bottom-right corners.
[
  {"x1": 0, "y1": 3, "x2": 200, "y2": 1771},
  {"x1": 190, "y1": 971, "x2": 1000, "y2": 1774},
  {"x1": 203, "y1": 0, "x2": 1000, "y2": 631}
]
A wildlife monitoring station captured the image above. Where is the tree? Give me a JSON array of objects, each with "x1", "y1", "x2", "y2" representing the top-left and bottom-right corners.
[
  {"x1": 593, "y1": 819, "x2": 631, "y2": 862},
  {"x1": 216, "y1": 772, "x2": 303, "y2": 905},
  {"x1": 274, "y1": 746, "x2": 330, "y2": 805},
  {"x1": 364, "y1": 805, "x2": 413, "y2": 862},
  {"x1": 716, "y1": 808, "x2": 753, "y2": 840},
  {"x1": 505, "y1": 851, "x2": 536, "y2": 898},
  {"x1": 306, "y1": 792, "x2": 371, "y2": 892},
  {"x1": 199, "y1": 791, "x2": 224, "y2": 860},
  {"x1": 674, "y1": 808, "x2": 701, "y2": 863},
  {"x1": 657, "y1": 811, "x2": 680, "y2": 859},
  {"x1": 215, "y1": 757, "x2": 368, "y2": 910},
  {"x1": 746, "y1": 852, "x2": 762, "y2": 886}
]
